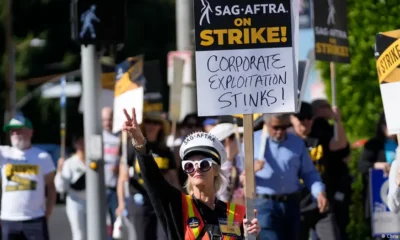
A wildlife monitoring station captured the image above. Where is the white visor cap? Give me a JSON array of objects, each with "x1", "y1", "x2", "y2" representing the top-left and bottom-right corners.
[{"x1": 179, "y1": 131, "x2": 227, "y2": 165}]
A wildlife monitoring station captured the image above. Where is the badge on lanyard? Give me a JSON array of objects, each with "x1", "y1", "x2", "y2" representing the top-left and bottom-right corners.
[
  {"x1": 133, "y1": 193, "x2": 144, "y2": 205},
  {"x1": 218, "y1": 218, "x2": 242, "y2": 238},
  {"x1": 188, "y1": 217, "x2": 200, "y2": 228}
]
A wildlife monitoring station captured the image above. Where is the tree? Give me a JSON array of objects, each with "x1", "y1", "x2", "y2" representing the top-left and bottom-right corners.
[
  {"x1": 317, "y1": 1, "x2": 400, "y2": 239},
  {"x1": 317, "y1": 0, "x2": 400, "y2": 140},
  {"x1": 0, "y1": 0, "x2": 176, "y2": 145}
]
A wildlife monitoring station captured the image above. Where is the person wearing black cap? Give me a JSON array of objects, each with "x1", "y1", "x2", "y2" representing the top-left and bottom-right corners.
[
  {"x1": 121, "y1": 108, "x2": 260, "y2": 239},
  {"x1": 291, "y1": 102, "x2": 349, "y2": 240}
]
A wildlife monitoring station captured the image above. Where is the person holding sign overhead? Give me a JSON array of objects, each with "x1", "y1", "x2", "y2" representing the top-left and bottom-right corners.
[
  {"x1": 244, "y1": 113, "x2": 328, "y2": 240},
  {"x1": 122, "y1": 107, "x2": 260, "y2": 239}
]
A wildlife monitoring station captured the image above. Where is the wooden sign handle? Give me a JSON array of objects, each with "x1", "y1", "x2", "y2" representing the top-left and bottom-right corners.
[
  {"x1": 121, "y1": 131, "x2": 130, "y2": 199},
  {"x1": 243, "y1": 114, "x2": 257, "y2": 240}
]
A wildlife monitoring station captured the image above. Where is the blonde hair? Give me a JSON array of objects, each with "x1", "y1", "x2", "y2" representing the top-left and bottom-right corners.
[{"x1": 184, "y1": 165, "x2": 228, "y2": 195}]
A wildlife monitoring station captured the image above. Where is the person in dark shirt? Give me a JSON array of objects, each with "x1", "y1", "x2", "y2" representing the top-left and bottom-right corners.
[
  {"x1": 116, "y1": 111, "x2": 179, "y2": 240},
  {"x1": 291, "y1": 102, "x2": 350, "y2": 240},
  {"x1": 121, "y1": 108, "x2": 260, "y2": 240},
  {"x1": 311, "y1": 99, "x2": 352, "y2": 240},
  {"x1": 358, "y1": 112, "x2": 398, "y2": 239}
]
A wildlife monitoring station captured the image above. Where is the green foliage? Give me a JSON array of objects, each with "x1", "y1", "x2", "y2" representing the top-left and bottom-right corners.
[
  {"x1": 346, "y1": 148, "x2": 373, "y2": 240},
  {"x1": 316, "y1": 2, "x2": 400, "y2": 238},
  {"x1": 0, "y1": 0, "x2": 176, "y2": 144},
  {"x1": 317, "y1": 0, "x2": 400, "y2": 140}
]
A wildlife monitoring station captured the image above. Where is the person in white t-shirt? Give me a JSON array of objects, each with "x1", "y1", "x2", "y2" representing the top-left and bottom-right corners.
[
  {"x1": 55, "y1": 133, "x2": 87, "y2": 240},
  {"x1": 101, "y1": 107, "x2": 121, "y2": 237},
  {"x1": 209, "y1": 123, "x2": 245, "y2": 205},
  {"x1": 0, "y1": 115, "x2": 56, "y2": 240}
]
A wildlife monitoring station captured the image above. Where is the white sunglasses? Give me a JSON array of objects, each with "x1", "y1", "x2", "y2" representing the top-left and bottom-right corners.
[{"x1": 181, "y1": 158, "x2": 218, "y2": 174}]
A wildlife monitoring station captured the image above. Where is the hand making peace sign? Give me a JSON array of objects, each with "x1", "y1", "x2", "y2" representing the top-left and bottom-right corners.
[{"x1": 122, "y1": 108, "x2": 146, "y2": 146}]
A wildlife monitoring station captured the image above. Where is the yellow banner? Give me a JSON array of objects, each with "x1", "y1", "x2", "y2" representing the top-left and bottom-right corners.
[
  {"x1": 101, "y1": 72, "x2": 115, "y2": 90},
  {"x1": 376, "y1": 37, "x2": 400, "y2": 84},
  {"x1": 114, "y1": 56, "x2": 144, "y2": 97},
  {"x1": 143, "y1": 102, "x2": 163, "y2": 113}
]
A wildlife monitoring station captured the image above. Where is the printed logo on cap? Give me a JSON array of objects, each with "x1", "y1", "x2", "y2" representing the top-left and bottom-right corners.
[
  {"x1": 180, "y1": 131, "x2": 227, "y2": 164},
  {"x1": 182, "y1": 131, "x2": 218, "y2": 146}
]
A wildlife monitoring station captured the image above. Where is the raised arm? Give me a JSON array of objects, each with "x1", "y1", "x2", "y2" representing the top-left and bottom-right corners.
[
  {"x1": 54, "y1": 158, "x2": 71, "y2": 193},
  {"x1": 329, "y1": 108, "x2": 348, "y2": 151},
  {"x1": 122, "y1": 108, "x2": 179, "y2": 196},
  {"x1": 123, "y1": 109, "x2": 181, "y2": 204},
  {"x1": 122, "y1": 108, "x2": 182, "y2": 233},
  {"x1": 116, "y1": 159, "x2": 129, "y2": 217}
]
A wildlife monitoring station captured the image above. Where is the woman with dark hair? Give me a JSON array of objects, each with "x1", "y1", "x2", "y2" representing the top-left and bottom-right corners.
[
  {"x1": 55, "y1": 131, "x2": 87, "y2": 240},
  {"x1": 358, "y1": 112, "x2": 398, "y2": 235},
  {"x1": 359, "y1": 113, "x2": 398, "y2": 176}
]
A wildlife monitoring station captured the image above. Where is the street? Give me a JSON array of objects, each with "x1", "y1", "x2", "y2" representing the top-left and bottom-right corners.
[
  {"x1": 48, "y1": 203, "x2": 115, "y2": 240},
  {"x1": 48, "y1": 204, "x2": 72, "y2": 240}
]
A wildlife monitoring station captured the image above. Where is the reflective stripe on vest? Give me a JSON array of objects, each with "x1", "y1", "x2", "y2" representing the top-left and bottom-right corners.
[
  {"x1": 186, "y1": 195, "x2": 201, "y2": 238},
  {"x1": 182, "y1": 194, "x2": 246, "y2": 240},
  {"x1": 225, "y1": 202, "x2": 246, "y2": 240}
]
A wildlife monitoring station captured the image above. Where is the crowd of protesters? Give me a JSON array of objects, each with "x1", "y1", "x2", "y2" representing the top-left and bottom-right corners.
[{"x1": 0, "y1": 97, "x2": 398, "y2": 240}]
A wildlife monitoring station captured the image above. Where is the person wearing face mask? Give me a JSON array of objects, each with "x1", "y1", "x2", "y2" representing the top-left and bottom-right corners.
[
  {"x1": 241, "y1": 113, "x2": 328, "y2": 240},
  {"x1": 0, "y1": 115, "x2": 56, "y2": 240},
  {"x1": 210, "y1": 123, "x2": 245, "y2": 205},
  {"x1": 121, "y1": 107, "x2": 260, "y2": 239}
]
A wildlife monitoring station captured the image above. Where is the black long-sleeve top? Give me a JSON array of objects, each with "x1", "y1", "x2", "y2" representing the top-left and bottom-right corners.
[{"x1": 134, "y1": 145, "x2": 245, "y2": 240}]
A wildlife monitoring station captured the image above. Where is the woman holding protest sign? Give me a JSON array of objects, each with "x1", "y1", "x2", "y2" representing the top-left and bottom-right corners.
[{"x1": 121, "y1": 107, "x2": 260, "y2": 239}]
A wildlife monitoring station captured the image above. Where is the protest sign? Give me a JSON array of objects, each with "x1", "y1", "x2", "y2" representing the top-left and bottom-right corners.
[
  {"x1": 143, "y1": 60, "x2": 164, "y2": 113},
  {"x1": 193, "y1": 1, "x2": 298, "y2": 238},
  {"x1": 112, "y1": 56, "x2": 144, "y2": 133},
  {"x1": 369, "y1": 169, "x2": 400, "y2": 237},
  {"x1": 194, "y1": 0, "x2": 296, "y2": 116},
  {"x1": 169, "y1": 57, "x2": 185, "y2": 122},
  {"x1": 298, "y1": 61, "x2": 306, "y2": 95},
  {"x1": 167, "y1": 51, "x2": 193, "y2": 86},
  {"x1": 375, "y1": 30, "x2": 400, "y2": 134},
  {"x1": 79, "y1": 64, "x2": 116, "y2": 113},
  {"x1": 313, "y1": 0, "x2": 350, "y2": 63},
  {"x1": 296, "y1": 60, "x2": 311, "y2": 111}
]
